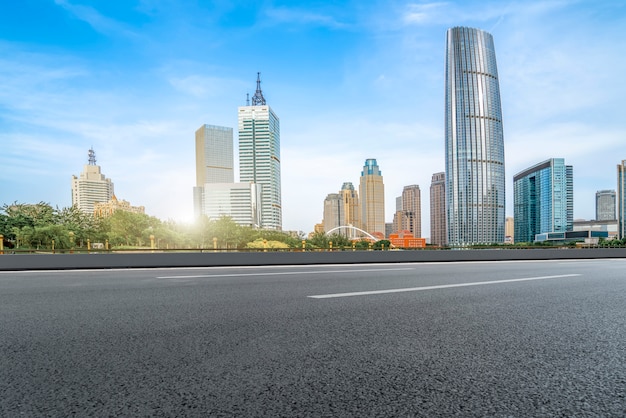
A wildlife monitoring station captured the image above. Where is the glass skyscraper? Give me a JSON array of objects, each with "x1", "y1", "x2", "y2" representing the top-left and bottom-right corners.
[
  {"x1": 513, "y1": 158, "x2": 573, "y2": 243},
  {"x1": 618, "y1": 161, "x2": 626, "y2": 239},
  {"x1": 445, "y1": 27, "x2": 505, "y2": 245},
  {"x1": 238, "y1": 74, "x2": 282, "y2": 230}
]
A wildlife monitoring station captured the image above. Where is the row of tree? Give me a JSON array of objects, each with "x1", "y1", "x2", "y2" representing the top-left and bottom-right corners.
[{"x1": 0, "y1": 202, "x2": 381, "y2": 251}]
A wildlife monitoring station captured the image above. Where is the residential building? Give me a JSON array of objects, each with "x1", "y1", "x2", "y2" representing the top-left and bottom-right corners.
[
  {"x1": 430, "y1": 172, "x2": 446, "y2": 246},
  {"x1": 71, "y1": 148, "x2": 114, "y2": 214},
  {"x1": 513, "y1": 158, "x2": 573, "y2": 243},
  {"x1": 402, "y1": 185, "x2": 421, "y2": 238},
  {"x1": 618, "y1": 161, "x2": 626, "y2": 239},
  {"x1": 596, "y1": 190, "x2": 616, "y2": 221},
  {"x1": 359, "y1": 159, "x2": 385, "y2": 236},
  {"x1": 445, "y1": 27, "x2": 505, "y2": 245},
  {"x1": 238, "y1": 73, "x2": 282, "y2": 230}
]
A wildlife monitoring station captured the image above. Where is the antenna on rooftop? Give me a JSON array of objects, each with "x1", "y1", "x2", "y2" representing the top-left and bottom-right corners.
[
  {"x1": 246, "y1": 92, "x2": 250, "y2": 106},
  {"x1": 88, "y1": 148, "x2": 96, "y2": 166},
  {"x1": 251, "y1": 72, "x2": 266, "y2": 106}
]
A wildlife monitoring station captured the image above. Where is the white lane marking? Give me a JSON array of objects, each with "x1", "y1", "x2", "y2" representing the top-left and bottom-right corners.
[
  {"x1": 156, "y1": 267, "x2": 415, "y2": 279},
  {"x1": 308, "y1": 274, "x2": 582, "y2": 299}
]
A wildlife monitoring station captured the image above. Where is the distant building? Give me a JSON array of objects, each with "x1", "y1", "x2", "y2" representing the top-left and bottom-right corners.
[
  {"x1": 618, "y1": 161, "x2": 626, "y2": 239},
  {"x1": 200, "y1": 183, "x2": 261, "y2": 227},
  {"x1": 359, "y1": 159, "x2": 385, "y2": 236},
  {"x1": 71, "y1": 148, "x2": 114, "y2": 214},
  {"x1": 513, "y1": 158, "x2": 573, "y2": 243},
  {"x1": 322, "y1": 193, "x2": 343, "y2": 234},
  {"x1": 389, "y1": 231, "x2": 426, "y2": 249},
  {"x1": 401, "y1": 185, "x2": 421, "y2": 238},
  {"x1": 596, "y1": 190, "x2": 616, "y2": 221},
  {"x1": 429, "y1": 172, "x2": 446, "y2": 246},
  {"x1": 445, "y1": 27, "x2": 505, "y2": 245},
  {"x1": 505, "y1": 217, "x2": 514, "y2": 243},
  {"x1": 238, "y1": 73, "x2": 282, "y2": 230},
  {"x1": 94, "y1": 195, "x2": 144, "y2": 218},
  {"x1": 573, "y1": 219, "x2": 618, "y2": 240}
]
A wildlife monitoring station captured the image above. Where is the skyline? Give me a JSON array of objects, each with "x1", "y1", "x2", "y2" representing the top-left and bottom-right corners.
[{"x1": 1, "y1": 1, "x2": 625, "y2": 236}]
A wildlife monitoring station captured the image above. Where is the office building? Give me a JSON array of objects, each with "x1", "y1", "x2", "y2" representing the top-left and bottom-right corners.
[
  {"x1": 513, "y1": 158, "x2": 573, "y2": 243},
  {"x1": 445, "y1": 27, "x2": 505, "y2": 245},
  {"x1": 340, "y1": 182, "x2": 361, "y2": 235},
  {"x1": 71, "y1": 148, "x2": 114, "y2": 214},
  {"x1": 193, "y1": 124, "x2": 235, "y2": 219},
  {"x1": 402, "y1": 185, "x2": 421, "y2": 238},
  {"x1": 238, "y1": 73, "x2": 282, "y2": 230},
  {"x1": 596, "y1": 190, "x2": 616, "y2": 221},
  {"x1": 200, "y1": 182, "x2": 261, "y2": 227},
  {"x1": 430, "y1": 172, "x2": 446, "y2": 246},
  {"x1": 322, "y1": 193, "x2": 343, "y2": 234},
  {"x1": 359, "y1": 159, "x2": 385, "y2": 236},
  {"x1": 618, "y1": 161, "x2": 626, "y2": 239},
  {"x1": 505, "y1": 216, "x2": 514, "y2": 243}
]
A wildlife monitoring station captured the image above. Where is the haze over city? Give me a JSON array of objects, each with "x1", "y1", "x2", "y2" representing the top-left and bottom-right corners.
[{"x1": 1, "y1": 1, "x2": 625, "y2": 236}]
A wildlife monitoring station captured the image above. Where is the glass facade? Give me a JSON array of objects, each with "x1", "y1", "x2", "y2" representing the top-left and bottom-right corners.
[
  {"x1": 445, "y1": 27, "x2": 505, "y2": 245},
  {"x1": 238, "y1": 105, "x2": 282, "y2": 230},
  {"x1": 595, "y1": 190, "x2": 616, "y2": 221},
  {"x1": 513, "y1": 158, "x2": 573, "y2": 243},
  {"x1": 618, "y1": 161, "x2": 626, "y2": 239}
]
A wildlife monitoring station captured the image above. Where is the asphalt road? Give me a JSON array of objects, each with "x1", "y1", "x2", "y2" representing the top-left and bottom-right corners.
[{"x1": 1, "y1": 260, "x2": 625, "y2": 416}]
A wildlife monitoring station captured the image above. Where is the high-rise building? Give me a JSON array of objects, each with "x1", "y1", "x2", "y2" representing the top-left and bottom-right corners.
[
  {"x1": 238, "y1": 73, "x2": 282, "y2": 230},
  {"x1": 513, "y1": 158, "x2": 573, "y2": 243},
  {"x1": 430, "y1": 172, "x2": 446, "y2": 246},
  {"x1": 322, "y1": 193, "x2": 343, "y2": 234},
  {"x1": 445, "y1": 27, "x2": 505, "y2": 245},
  {"x1": 359, "y1": 159, "x2": 385, "y2": 236},
  {"x1": 618, "y1": 161, "x2": 626, "y2": 239},
  {"x1": 505, "y1": 216, "x2": 514, "y2": 242},
  {"x1": 596, "y1": 190, "x2": 616, "y2": 221},
  {"x1": 193, "y1": 124, "x2": 234, "y2": 219},
  {"x1": 71, "y1": 148, "x2": 114, "y2": 214},
  {"x1": 402, "y1": 185, "x2": 421, "y2": 238},
  {"x1": 200, "y1": 183, "x2": 261, "y2": 227},
  {"x1": 340, "y1": 182, "x2": 360, "y2": 234}
]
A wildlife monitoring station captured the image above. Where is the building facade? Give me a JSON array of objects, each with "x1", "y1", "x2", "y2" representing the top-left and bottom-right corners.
[
  {"x1": 71, "y1": 148, "x2": 114, "y2": 214},
  {"x1": 359, "y1": 159, "x2": 385, "y2": 236},
  {"x1": 402, "y1": 185, "x2": 421, "y2": 238},
  {"x1": 445, "y1": 27, "x2": 505, "y2": 245},
  {"x1": 513, "y1": 158, "x2": 573, "y2": 243},
  {"x1": 322, "y1": 193, "x2": 343, "y2": 234},
  {"x1": 238, "y1": 74, "x2": 282, "y2": 230},
  {"x1": 618, "y1": 161, "x2": 626, "y2": 239},
  {"x1": 430, "y1": 172, "x2": 446, "y2": 246},
  {"x1": 94, "y1": 195, "x2": 144, "y2": 218},
  {"x1": 193, "y1": 124, "x2": 235, "y2": 219},
  {"x1": 340, "y1": 182, "x2": 360, "y2": 236},
  {"x1": 596, "y1": 189, "x2": 616, "y2": 221},
  {"x1": 200, "y1": 183, "x2": 261, "y2": 227}
]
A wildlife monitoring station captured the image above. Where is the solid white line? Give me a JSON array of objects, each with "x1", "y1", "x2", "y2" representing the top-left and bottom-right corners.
[
  {"x1": 307, "y1": 274, "x2": 582, "y2": 299},
  {"x1": 156, "y1": 267, "x2": 415, "y2": 279}
]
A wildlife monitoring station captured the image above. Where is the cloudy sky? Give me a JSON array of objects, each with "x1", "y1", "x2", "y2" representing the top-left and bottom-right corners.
[{"x1": 1, "y1": 0, "x2": 625, "y2": 236}]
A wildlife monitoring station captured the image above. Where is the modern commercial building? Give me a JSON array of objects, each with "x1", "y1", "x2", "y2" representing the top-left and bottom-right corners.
[
  {"x1": 193, "y1": 124, "x2": 235, "y2": 219},
  {"x1": 573, "y1": 219, "x2": 618, "y2": 240},
  {"x1": 505, "y1": 216, "x2": 514, "y2": 243},
  {"x1": 71, "y1": 148, "x2": 114, "y2": 214},
  {"x1": 340, "y1": 182, "x2": 361, "y2": 235},
  {"x1": 618, "y1": 161, "x2": 626, "y2": 239},
  {"x1": 238, "y1": 73, "x2": 282, "y2": 230},
  {"x1": 513, "y1": 158, "x2": 573, "y2": 243},
  {"x1": 322, "y1": 193, "x2": 342, "y2": 234},
  {"x1": 596, "y1": 189, "x2": 616, "y2": 221},
  {"x1": 445, "y1": 27, "x2": 505, "y2": 245},
  {"x1": 359, "y1": 159, "x2": 385, "y2": 236},
  {"x1": 401, "y1": 185, "x2": 421, "y2": 238},
  {"x1": 200, "y1": 183, "x2": 261, "y2": 227},
  {"x1": 430, "y1": 172, "x2": 446, "y2": 246}
]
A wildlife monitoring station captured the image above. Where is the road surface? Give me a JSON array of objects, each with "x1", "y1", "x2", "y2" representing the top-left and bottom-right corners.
[{"x1": 1, "y1": 259, "x2": 625, "y2": 416}]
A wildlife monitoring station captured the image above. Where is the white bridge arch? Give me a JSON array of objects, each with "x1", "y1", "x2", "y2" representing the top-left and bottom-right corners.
[{"x1": 325, "y1": 225, "x2": 379, "y2": 241}]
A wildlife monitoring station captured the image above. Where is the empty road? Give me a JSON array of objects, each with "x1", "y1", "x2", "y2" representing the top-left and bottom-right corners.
[{"x1": 1, "y1": 259, "x2": 625, "y2": 416}]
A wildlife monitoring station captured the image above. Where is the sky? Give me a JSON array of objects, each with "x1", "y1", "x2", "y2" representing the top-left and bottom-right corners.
[{"x1": 1, "y1": 0, "x2": 625, "y2": 236}]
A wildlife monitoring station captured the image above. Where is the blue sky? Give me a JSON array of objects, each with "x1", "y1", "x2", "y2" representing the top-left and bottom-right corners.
[{"x1": 1, "y1": 0, "x2": 625, "y2": 236}]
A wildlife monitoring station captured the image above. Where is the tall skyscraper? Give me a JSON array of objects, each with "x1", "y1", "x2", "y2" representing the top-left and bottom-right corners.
[
  {"x1": 618, "y1": 161, "x2": 626, "y2": 239},
  {"x1": 445, "y1": 27, "x2": 505, "y2": 245},
  {"x1": 323, "y1": 193, "x2": 343, "y2": 234},
  {"x1": 513, "y1": 158, "x2": 573, "y2": 243},
  {"x1": 596, "y1": 189, "x2": 616, "y2": 221},
  {"x1": 402, "y1": 185, "x2": 421, "y2": 238},
  {"x1": 430, "y1": 172, "x2": 446, "y2": 246},
  {"x1": 359, "y1": 159, "x2": 385, "y2": 236},
  {"x1": 193, "y1": 124, "x2": 234, "y2": 219},
  {"x1": 71, "y1": 148, "x2": 114, "y2": 214},
  {"x1": 238, "y1": 73, "x2": 282, "y2": 230},
  {"x1": 340, "y1": 182, "x2": 360, "y2": 234}
]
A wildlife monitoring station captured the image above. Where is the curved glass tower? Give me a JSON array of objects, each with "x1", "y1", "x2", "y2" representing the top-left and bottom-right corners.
[{"x1": 445, "y1": 27, "x2": 505, "y2": 245}]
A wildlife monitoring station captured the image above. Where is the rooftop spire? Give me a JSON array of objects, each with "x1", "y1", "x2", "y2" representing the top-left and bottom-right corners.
[
  {"x1": 251, "y1": 72, "x2": 266, "y2": 106},
  {"x1": 88, "y1": 148, "x2": 96, "y2": 166}
]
